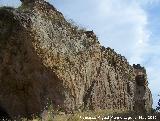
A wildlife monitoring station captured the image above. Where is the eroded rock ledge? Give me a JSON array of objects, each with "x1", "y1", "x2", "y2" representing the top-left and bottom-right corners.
[{"x1": 0, "y1": 0, "x2": 152, "y2": 118}]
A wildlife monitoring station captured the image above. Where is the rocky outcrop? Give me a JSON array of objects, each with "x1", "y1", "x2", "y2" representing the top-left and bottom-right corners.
[
  {"x1": 133, "y1": 64, "x2": 152, "y2": 113},
  {"x1": 0, "y1": 0, "x2": 152, "y2": 119}
]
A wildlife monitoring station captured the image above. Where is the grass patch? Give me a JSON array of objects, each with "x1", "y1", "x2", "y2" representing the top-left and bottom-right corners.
[{"x1": 19, "y1": 108, "x2": 160, "y2": 121}]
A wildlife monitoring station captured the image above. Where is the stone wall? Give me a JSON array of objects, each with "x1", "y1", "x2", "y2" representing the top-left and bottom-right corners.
[
  {"x1": 133, "y1": 64, "x2": 152, "y2": 113},
  {"x1": 0, "y1": 0, "x2": 152, "y2": 118}
]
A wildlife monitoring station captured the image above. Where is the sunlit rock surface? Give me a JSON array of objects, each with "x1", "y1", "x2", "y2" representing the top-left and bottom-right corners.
[{"x1": 0, "y1": 0, "x2": 152, "y2": 118}]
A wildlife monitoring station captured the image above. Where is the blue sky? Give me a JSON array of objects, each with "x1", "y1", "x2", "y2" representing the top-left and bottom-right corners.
[{"x1": 0, "y1": 0, "x2": 160, "y2": 108}]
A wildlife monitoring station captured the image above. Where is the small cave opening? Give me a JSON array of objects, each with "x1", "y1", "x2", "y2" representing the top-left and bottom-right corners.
[{"x1": 0, "y1": 106, "x2": 11, "y2": 120}]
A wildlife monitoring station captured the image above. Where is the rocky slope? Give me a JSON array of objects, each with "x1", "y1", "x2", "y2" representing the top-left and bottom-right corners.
[{"x1": 0, "y1": 0, "x2": 152, "y2": 119}]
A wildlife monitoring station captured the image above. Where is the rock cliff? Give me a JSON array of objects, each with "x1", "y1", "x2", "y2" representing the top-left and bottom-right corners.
[{"x1": 0, "y1": 0, "x2": 152, "y2": 119}]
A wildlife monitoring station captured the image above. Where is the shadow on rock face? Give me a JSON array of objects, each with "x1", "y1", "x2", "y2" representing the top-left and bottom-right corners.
[{"x1": 0, "y1": 106, "x2": 11, "y2": 120}]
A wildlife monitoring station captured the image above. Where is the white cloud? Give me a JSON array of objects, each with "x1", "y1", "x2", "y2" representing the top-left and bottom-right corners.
[
  {"x1": 74, "y1": 0, "x2": 150, "y2": 65},
  {"x1": 137, "y1": 0, "x2": 160, "y2": 5}
]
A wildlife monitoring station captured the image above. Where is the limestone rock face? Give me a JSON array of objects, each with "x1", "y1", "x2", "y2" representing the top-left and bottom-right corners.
[{"x1": 0, "y1": 0, "x2": 152, "y2": 118}]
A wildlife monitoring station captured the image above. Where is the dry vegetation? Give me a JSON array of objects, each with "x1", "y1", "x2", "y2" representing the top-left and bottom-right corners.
[{"x1": 19, "y1": 108, "x2": 160, "y2": 121}]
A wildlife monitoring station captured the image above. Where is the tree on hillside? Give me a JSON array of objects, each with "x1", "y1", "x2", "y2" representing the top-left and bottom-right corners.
[{"x1": 156, "y1": 94, "x2": 160, "y2": 111}]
